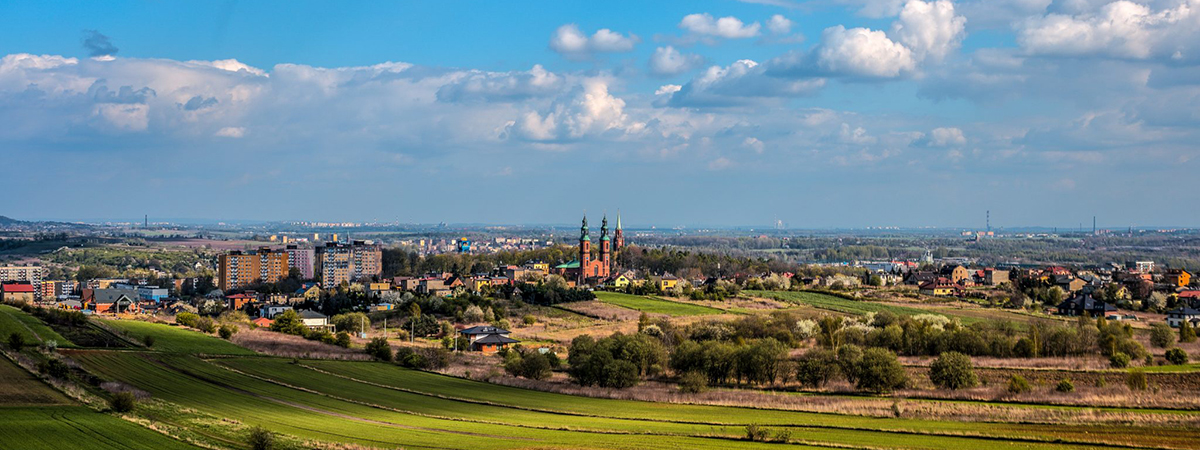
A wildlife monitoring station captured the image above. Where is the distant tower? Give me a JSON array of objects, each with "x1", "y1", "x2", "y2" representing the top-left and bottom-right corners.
[
  {"x1": 1093, "y1": 216, "x2": 1096, "y2": 235},
  {"x1": 600, "y1": 215, "x2": 611, "y2": 274},
  {"x1": 613, "y1": 210, "x2": 624, "y2": 252},
  {"x1": 144, "y1": 214, "x2": 148, "y2": 228},
  {"x1": 579, "y1": 215, "x2": 591, "y2": 284},
  {"x1": 986, "y1": 210, "x2": 990, "y2": 233}
]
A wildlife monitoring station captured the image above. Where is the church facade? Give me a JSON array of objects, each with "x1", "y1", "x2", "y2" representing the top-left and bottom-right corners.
[{"x1": 556, "y1": 213, "x2": 624, "y2": 285}]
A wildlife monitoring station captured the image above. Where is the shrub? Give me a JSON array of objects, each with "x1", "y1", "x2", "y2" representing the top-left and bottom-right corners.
[
  {"x1": 1149, "y1": 323, "x2": 1175, "y2": 348},
  {"x1": 175, "y1": 312, "x2": 199, "y2": 327},
  {"x1": 8, "y1": 332, "x2": 24, "y2": 351},
  {"x1": 1181, "y1": 321, "x2": 1197, "y2": 343},
  {"x1": 1125, "y1": 369, "x2": 1147, "y2": 391},
  {"x1": 335, "y1": 331, "x2": 352, "y2": 348},
  {"x1": 929, "y1": 351, "x2": 977, "y2": 390},
  {"x1": 248, "y1": 426, "x2": 275, "y2": 450},
  {"x1": 195, "y1": 317, "x2": 217, "y2": 334},
  {"x1": 745, "y1": 424, "x2": 768, "y2": 442},
  {"x1": 1006, "y1": 375, "x2": 1031, "y2": 394},
  {"x1": 38, "y1": 359, "x2": 70, "y2": 379},
  {"x1": 854, "y1": 348, "x2": 907, "y2": 393},
  {"x1": 141, "y1": 334, "x2": 155, "y2": 348},
  {"x1": 678, "y1": 371, "x2": 708, "y2": 393},
  {"x1": 109, "y1": 392, "x2": 136, "y2": 413},
  {"x1": 218, "y1": 325, "x2": 237, "y2": 340},
  {"x1": 522, "y1": 314, "x2": 536, "y2": 326},
  {"x1": 365, "y1": 337, "x2": 392, "y2": 361},
  {"x1": 1109, "y1": 352, "x2": 1131, "y2": 368},
  {"x1": 1165, "y1": 348, "x2": 1189, "y2": 365},
  {"x1": 1055, "y1": 378, "x2": 1074, "y2": 393},
  {"x1": 515, "y1": 351, "x2": 551, "y2": 380}
]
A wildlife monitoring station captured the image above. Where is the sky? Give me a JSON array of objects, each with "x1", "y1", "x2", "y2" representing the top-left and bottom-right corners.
[{"x1": 1, "y1": 0, "x2": 1198, "y2": 229}]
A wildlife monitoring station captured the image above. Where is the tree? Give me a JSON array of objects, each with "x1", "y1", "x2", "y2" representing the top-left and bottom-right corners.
[
  {"x1": 109, "y1": 392, "x2": 136, "y2": 413},
  {"x1": 218, "y1": 325, "x2": 237, "y2": 340},
  {"x1": 1149, "y1": 322, "x2": 1175, "y2": 348},
  {"x1": 270, "y1": 310, "x2": 307, "y2": 336},
  {"x1": 1109, "y1": 352, "x2": 1131, "y2": 368},
  {"x1": 518, "y1": 351, "x2": 552, "y2": 380},
  {"x1": 929, "y1": 352, "x2": 977, "y2": 390},
  {"x1": 794, "y1": 348, "x2": 839, "y2": 388},
  {"x1": 248, "y1": 426, "x2": 275, "y2": 450},
  {"x1": 7, "y1": 332, "x2": 24, "y2": 351},
  {"x1": 331, "y1": 312, "x2": 369, "y2": 333},
  {"x1": 175, "y1": 312, "x2": 199, "y2": 327},
  {"x1": 854, "y1": 348, "x2": 907, "y2": 393},
  {"x1": 1165, "y1": 347, "x2": 1189, "y2": 365},
  {"x1": 1181, "y1": 320, "x2": 1197, "y2": 343},
  {"x1": 365, "y1": 337, "x2": 392, "y2": 361},
  {"x1": 678, "y1": 371, "x2": 708, "y2": 393},
  {"x1": 335, "y1": 331, "x2": 352, "y2": 348},
  {"x1": 1146, "y1": 292, "x2": 1168, "y2": 312}
]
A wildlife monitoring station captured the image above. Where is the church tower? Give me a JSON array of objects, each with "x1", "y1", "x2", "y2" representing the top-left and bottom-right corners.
[
  {"x1": 614, "y1": 211, "x2": 624, "y2": 252},
  {"x1": 600, "y1": 214, "x2": 611, "y2": 276},
  {"x1": 579, "y1": 215, "x2": 591, "y2": 283}
]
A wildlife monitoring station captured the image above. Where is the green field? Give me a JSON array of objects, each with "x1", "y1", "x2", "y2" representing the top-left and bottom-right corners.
[
  {"x1": 61, "y1": 350, "x2": 1198, "y2": 450},
  {"x1": 0, "y1": 356, "x2": 71, "y2": 406},
  {"x1": 595, "y1": 291, "x2": 724, "y2": 316},
  {"x1": 97, "y1": 319, "x2": 256, "y2": 355},
  {"x1": 0, "y1": 304, "x2": 75, "y2": 347},
  {"x1": 0, "y1": 406, "x2": 203, "y2": 450},
  {"x1": 748, "y1": 290, "x2": 935, "y2": 316}
]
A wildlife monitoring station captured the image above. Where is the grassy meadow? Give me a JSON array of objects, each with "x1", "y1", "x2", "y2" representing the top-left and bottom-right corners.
[
  {"x1": 97, "y1": 319, "x2": 257, "y2": 355},
  {"x1": 595, "y1": 291, "x2": 725, "y2": 316}
]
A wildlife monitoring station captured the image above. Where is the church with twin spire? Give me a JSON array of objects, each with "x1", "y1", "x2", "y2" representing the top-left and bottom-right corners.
[{"x1": 554, "y1": 213, "x2": 624, "y2": 285}]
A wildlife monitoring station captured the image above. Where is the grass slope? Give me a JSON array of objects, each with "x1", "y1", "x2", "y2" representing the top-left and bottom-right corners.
[
  {"x1": 97, "y1": 319, "x2": 256, "y2": 355},
  {"x1": 0, "y1": 356, "x2": 71, "y2": 406},
  {"x1": 595, "y1": 292, "x2": 724, "y2": 316},
  {"x1": 0, "y1": 406, "x2": 201, "y2": 450},
  {"x1": 0, "y1": 304, "x2": 75, "y2": 347}
]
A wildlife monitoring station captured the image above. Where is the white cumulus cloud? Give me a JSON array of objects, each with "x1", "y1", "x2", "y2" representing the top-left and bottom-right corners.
[
  {"x1": 1017, "y1": 0, "x2": 1200, "y2": 61},
  {"x1": 649, "y1": 46, "x2": 706, "y2": 76},
  {"x1": 679, "y1": 13, "x2": 762, "y2": 39},
  {"x1": 892, "y1": 0, "x2": 967, "y2": 62},
  {"x1": 550, "y1": 24, "x2": 639, "y2": 60}
]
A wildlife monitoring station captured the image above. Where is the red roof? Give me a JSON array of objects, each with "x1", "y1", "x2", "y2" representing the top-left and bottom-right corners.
[
  {"x1": 252, "y1": 317, "x2": 273, "y2": 326},
  {"x1": 1, "y1": 282, "x2": 34, "y2": 293},
  {"x1": 227, "y1": 293, "x2": 255, "y2": 299}
]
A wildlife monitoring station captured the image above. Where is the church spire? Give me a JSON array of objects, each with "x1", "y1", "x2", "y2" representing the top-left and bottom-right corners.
[
  {"x1": 601, "y1": 214, "x2": 609, "y2": 238},
  {"x1": 616, "y1": 210, "x2": 622, "y2": 230},
  {"x1": 580, "y1": 215, "x2": 590, "y2": 241}
]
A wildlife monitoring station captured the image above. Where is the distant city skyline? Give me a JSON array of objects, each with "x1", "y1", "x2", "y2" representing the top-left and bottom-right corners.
[{"x1": 2, "y1": 1, "x2": 1198, "y2": 227}]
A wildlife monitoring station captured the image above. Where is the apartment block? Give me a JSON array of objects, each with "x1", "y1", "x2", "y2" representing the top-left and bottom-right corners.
[
  {"x1": 285, "y1": 244, "x2": 316, "y2": 280},
  {"x1": 316, "y1": 240, "x2": 382, "y2": 289},
  {"x1": 218, "y1": 248, "x2": 290, "y2": 291},
  {"x1": 0, "y1": 264, "x2": 44, "y2": 300}
]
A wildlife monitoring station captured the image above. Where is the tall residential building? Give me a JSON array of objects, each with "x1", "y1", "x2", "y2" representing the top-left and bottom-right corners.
[
  {"x1": 285, "y1": 244, "x2": 316, "y2": 280},
  {"x1": 316, "y1": 240, "x2": 382, "y2": 288},
  {"x1": 0, "y1": 264, "x2": 44, "y2": 300},
  {"x1": 218, "y1": 248, "x2": 290, "y2": 291}
]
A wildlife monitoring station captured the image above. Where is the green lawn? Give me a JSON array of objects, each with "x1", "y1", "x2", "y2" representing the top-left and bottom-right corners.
[
  {"x1": 595, "y1": 292, "x2": 724, "y2": 316},
  {"x1": 97, "y1": 319, "x2": 256, "y2": 355},
  {"x1": 0, "y1": 304, "x2": 75, "y2": 347}
]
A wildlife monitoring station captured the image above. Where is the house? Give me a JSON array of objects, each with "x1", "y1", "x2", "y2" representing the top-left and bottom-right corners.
[
  {"x1": 1166, "y1": 269, "x2": 1192, "y2": 287},
  {"x1": 1055, "y1": 293, "x2": 1116, "y2": 317},
  {"x1": 607, "y1": 273, "x2": 632, "y2": 289},
  {"x1": 919, "y1": 277, "x2": 960, "y2": 296},
  {"x1": 459, "y1": 325, "x2": 518, "y2": 353},
  {"x1": 1053, "y1": 275, "x2": 1088, "y2": 293},
  {"x1": 88, "y1": 289, "x2": 140, "y2": 314},
  {"x1": 366, "y1": 282, "x2": 392, "y2": 299},
  {"x1": 297, "y1": 310, "x2": 331, "y2": 330},
  {"x1": 939, "y1": 265, "x2": 970, "y2": 284},
  {"x1": 370, "y1": 303, "x2": 394, "y2": 312},
  {"x1": 259, "y1": 303, "x2": 293, "y2": 319},
  {"x1": 55, "y1": 299, "x2": 83, "y2": 310},
  {"x1": 905, "y1": 271, "x2": 938, "y2": 285},
  {"x1": 226, "y1": 292, "x2": 258, "y2": 310},
  {"x1": 982, "y1": 268, "x2": 1010, "y2": 286},
  {"x1": 1, "y1": 281, "x2": 36, "y2": 304},
  {"x1": 1166, "y1": 307, "x2": 1200, "y2": 328},
  {"x1": 252, "y1": 317, "x2": 274, "y2": 328},
  {"x1": 651, "y1": 274, "x2": 679, "y2": 292}
]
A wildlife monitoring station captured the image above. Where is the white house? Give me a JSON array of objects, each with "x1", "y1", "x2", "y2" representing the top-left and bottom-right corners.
[
  {"x1": 297, "y1": 310, "x2": 330, "y2": 330},
  {"x1": 1166, "y1": 307, "x2": 1200, "y2": 328}
]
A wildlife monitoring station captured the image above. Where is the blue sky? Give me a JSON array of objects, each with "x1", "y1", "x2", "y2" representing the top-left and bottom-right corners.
[{"x1": 1, "y1": 0, "x2": 1198, "y2": 228}]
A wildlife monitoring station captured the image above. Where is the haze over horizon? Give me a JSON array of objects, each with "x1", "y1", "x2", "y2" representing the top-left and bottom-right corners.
[{"x1": 3, "y1": 0, "x2": 1198, "y2": 227}]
